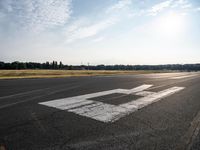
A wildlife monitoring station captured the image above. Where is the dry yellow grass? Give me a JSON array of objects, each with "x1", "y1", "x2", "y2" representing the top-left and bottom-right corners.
[{"x1": 0, "y1": 69, "x2": 172, "y2": 79}]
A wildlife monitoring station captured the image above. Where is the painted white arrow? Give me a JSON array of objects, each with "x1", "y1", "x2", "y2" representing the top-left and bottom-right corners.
[{"x1": 39, "y1": 84, "x2": 184, "y2": 123}]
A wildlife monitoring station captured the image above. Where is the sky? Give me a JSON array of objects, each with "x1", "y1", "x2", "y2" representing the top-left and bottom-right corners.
[{"x1": 0, "y1": 0, "x2": 200, "y2": 65}]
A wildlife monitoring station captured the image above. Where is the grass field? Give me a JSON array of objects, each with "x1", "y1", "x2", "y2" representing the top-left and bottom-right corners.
[{"x1": 0, "y1": 69, "x2": 174, "y2": 79}]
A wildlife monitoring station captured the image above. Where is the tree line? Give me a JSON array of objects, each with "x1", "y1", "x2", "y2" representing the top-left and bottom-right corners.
[
  {"x1": 0, "y1": 61, "x2": 200, "y2": 71},
  {"x1": 0, "y1": 61, "x2": 64, "y2": 70}
]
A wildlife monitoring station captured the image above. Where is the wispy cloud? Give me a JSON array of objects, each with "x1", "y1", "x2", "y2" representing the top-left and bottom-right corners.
[
  {"x1": 148, "y1": 0, "x2": 173, "y2": 16},
  {"x1": 146, "y1": 0, "x2": 194, "y2": 16},
  {"x1": 106, "y1": 0, "x2": 132, "y2": 14},
  {"x1": 64, "y1": 0, "x2": 132, "y2": 43},
  {"x1": 194, "y1": 7, "x2": 200, "y2": 12},
  {"x1": 92, "y1": 36, "x2": 105, "y2": 42},
  {"x1": 172, "y1": 0, "x2": 191, "y2": 8},
  {"x1": 0, "y1": 0, "x2": 72, "y2": 32},
  {"x1": 65, "y1": 18, "x2": 117, "y2": 43}
]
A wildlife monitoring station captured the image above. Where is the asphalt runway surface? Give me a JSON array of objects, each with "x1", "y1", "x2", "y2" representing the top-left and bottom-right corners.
[{"x1": 0, "y1": 72, "x2": 200, "y2": 150}]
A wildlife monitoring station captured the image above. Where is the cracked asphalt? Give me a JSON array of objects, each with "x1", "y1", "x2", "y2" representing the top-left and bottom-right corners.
[{"x1": 0, "y1": 72, "x2": 200, "y2": 150}]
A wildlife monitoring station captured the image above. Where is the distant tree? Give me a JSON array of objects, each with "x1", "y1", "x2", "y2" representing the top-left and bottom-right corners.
[
  {"x1": 68, "y1": 65, "x2": 73, "y2": 70},
  {"x1": 45, "y1": 62, "x2": 50, "y2": 69},
  {"x1": 11, "y1": 61, "x2": 19, "y2": 69},
  {"x1": 19, "y1": 62, "x2": 27, "y2": 69},
  {"x1": 0, "y1": 62, "x2": 5, "y2": 69},
  {"x1": 59, "y1": 61, "x2": 63, "y2": 69}
]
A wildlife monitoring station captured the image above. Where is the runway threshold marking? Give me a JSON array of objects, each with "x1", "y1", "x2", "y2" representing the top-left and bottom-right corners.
[{"x1": 39, "y1": 84, "x2": 185, "y2": 123}]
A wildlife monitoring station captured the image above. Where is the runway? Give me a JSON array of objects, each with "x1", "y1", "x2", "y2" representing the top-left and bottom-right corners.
[{"x1": 0, "y1": 72, "x2": 200, "y2": 150}]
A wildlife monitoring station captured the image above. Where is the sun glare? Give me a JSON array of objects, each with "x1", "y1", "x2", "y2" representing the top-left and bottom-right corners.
[{"x1": 157, "y1": 12, "x2": 186, "y2": 36}]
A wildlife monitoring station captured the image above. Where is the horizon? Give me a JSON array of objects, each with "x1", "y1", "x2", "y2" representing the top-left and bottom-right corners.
[
  {"x1": 1, "y1": 0, "x2": 200, "y2": 65},
  {"x1": 1, "y1": 60, "x2": 200, "y2": 66}
]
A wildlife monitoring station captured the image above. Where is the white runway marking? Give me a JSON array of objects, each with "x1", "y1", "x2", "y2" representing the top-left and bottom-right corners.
[
  {"x1": 135, "y1": 91, "x2": 156, "y2": 97},
  {"x1": 39, "y1": 84, "x2": 185, "y2": 123},
  {"x1": 39, "y1": 84, "x2": 152, "y2": 109},
  {"x1": 120, "y1": 87, "x2": 184, "y2": 110}
]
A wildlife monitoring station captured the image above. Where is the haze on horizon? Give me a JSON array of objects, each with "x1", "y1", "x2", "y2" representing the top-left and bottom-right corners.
[{"x1": 0, "y1": 0, "x2": 200, "y2": 65}]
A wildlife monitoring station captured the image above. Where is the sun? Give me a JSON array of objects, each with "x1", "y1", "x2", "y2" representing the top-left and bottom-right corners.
[{"x1": 157, "y1": 12, "x2": 186, "y2": 36}]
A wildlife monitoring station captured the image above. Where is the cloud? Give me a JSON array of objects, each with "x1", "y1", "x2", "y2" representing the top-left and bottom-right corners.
[
  {"x1": 92, "y1": 36, "x2": 105, "y2": 42},
  {"x1": 171, "y1": 0, "x2": 192, "y2": 9},
  {"x1": 64, "y1": 0, "x2": 132, "y2": 43},
  {"x1": 146, "y1": 0, "x2": 193, "y2": 16},
  {"x1": 195, "y1": 7, "x2": 200, "y2": 12},
  {"x1": 148, "y1": 0, "x2": 173, "y2": 16},
  {"x1": 106, "y1": 0, "x2": 132, "y2": 14},
  {"x1": 65, "y1": 18, "x2": 117, "y2": 43},
  {"x1": 0, "y1": 0, "x2": 72, "y2": 33},
  {"x1": 0, "y1": 0, "x2": 132, "y2": 43}
]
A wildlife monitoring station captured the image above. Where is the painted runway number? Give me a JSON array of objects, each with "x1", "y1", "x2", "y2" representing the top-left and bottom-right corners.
[{"x1": 39, "y1": 84, "x2": 184, "y2": 123}]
